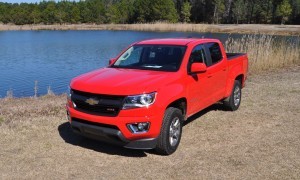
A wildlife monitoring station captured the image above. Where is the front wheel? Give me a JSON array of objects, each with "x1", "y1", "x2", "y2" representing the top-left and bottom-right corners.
[
  {"x1": 223, "y1": 80, "x2": 242, "y2": 111},
  {"x1": 155, "y1": 107, "x2": 183, "y2": 155}
]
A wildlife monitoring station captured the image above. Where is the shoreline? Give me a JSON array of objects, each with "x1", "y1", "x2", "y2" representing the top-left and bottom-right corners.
[{"x1": 1, "y1": 23, "x2": 300, "y2": 36}]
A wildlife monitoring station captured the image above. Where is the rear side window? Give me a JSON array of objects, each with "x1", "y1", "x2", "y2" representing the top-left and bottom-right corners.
[{"x1": 206, "y1": 43, "x2": 223, "y2": 65}]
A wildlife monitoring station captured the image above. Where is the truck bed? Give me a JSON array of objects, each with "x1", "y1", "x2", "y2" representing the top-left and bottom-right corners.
[{"x1": 226, "y1": 53, "x2": 247, "y2": 60}]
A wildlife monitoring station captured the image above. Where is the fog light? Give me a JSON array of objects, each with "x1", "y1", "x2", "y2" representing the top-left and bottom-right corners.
[
  {"x1": 138, "y1": 122, "x2": 148, "y2": 131},
  {"x1": 127, "y1": 122, "x2": 150, "y2": 133}
]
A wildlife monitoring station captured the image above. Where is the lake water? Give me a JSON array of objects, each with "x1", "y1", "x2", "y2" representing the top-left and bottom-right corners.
[{"x1": 0, "y1": 30, "x2": 296, "y2": 97}]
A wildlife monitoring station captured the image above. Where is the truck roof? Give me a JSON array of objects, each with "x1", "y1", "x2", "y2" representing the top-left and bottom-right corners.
[{"x1": 136, "y1": 38, "x2": 219, "y2": 46}]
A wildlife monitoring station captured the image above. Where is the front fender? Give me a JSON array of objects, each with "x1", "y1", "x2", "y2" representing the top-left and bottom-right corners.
[{"x1": 156, "y1": 83, "x2": 185, "y2": 111}]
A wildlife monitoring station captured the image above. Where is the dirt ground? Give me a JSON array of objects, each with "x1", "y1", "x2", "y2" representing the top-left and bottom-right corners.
[{"x1": 0, "y1": 66, "x2": 299, "y2": 179}]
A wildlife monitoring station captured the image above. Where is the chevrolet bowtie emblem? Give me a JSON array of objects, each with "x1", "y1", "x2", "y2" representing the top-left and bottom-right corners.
[{"x1": 85, "y1": 98, "x2": 99, "y2": 105}]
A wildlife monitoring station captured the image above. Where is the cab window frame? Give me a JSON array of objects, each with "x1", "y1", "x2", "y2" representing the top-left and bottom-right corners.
[
  {"x1": 187, "y1": 44, "x2": 208, "y2": 73},
  {"x1": 204, "y1": 42, "x2": 223, "y2": 67}
]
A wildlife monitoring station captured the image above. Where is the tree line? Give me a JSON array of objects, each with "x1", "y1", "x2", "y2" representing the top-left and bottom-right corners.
[{"x1": 0, "y1": 0, "x2": 299, "y2": 25}]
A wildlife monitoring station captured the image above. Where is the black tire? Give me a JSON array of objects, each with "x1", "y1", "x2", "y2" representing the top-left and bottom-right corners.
[
  {"x1": 155, "y1": 107, "x2": 183, "y2": 155},
  {"x1": 223, "y1": 80, "x2": 242, "y2": 111}
]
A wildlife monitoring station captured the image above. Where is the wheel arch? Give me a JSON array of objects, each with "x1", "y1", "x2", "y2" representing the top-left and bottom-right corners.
[
  {"x1": 225, "y1": 73, "x2": 245, "y2": 98},
  {"x1": 235, "y1": 74, "x2": 244, "y2": 87},
  {"x1": 166, "y1": 98, "x2": 187, "y2": 120}
]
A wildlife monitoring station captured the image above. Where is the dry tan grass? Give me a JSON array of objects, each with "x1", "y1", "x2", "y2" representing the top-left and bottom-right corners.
[
  {"x1": 225, "y1": 35, "x2": 300, "y2": 73},
  {"x1": 126, "y1": 23, "x2": 300, "y2": 36},
  {"x1": 0, "y1": 66, "x2": 300, "y2": 179},
  {"x1": 1, "y1": 23, "x2": 300, "y2": 36}
]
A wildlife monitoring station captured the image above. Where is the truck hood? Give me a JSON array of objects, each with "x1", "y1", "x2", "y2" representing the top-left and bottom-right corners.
[{"x1": 71, "y1": 68, "x2": 177, "y2": 95}]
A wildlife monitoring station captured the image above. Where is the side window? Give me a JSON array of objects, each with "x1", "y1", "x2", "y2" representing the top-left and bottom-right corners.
[
  {"x1": 206, "y1": 42, "x2": 223, "y2": 65},
  {"x1": 188, "y1": 45, "x2": 206, "y2": 72},
  {"x1": 189, "y1": 45, "x2": 206, "y2": 64}
]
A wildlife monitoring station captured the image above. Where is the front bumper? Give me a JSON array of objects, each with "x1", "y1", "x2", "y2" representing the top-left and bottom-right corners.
[
  {"x1": 66, "y1": 105, "x2": 163, "y2": 149},
  {"x1": 71, "y1": 119, "x2": 157, "y2": 149}
]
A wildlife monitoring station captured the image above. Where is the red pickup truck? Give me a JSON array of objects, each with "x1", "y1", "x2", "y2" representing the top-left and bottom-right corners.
[{"x1": 66, "y1": 38, "x2": 248, "y2": 155}]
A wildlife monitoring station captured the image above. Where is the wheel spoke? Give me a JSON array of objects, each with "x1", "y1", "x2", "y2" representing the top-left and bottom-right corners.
[
  {"x1": 233, "y1": 86, "x2": 241, "y2": 106},
  {"x1": 174, "y1": 130, "x2": 179, "y2": 138},
  {"x1": 169, "y1": 117, "x2": 181, "y2": 147},
  {"x1": 174, "y1": 119, "x2": 179, "y2": 128}
]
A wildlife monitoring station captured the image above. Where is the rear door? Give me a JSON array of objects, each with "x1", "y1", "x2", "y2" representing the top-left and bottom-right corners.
[{"x1": 204, "y1": 42, "x2": 228, "y2": 102}]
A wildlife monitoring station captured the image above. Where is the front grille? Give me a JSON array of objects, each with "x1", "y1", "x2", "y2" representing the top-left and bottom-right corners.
[{"x1": 71, "y1": 89, "x2": 125, "y2": 117}]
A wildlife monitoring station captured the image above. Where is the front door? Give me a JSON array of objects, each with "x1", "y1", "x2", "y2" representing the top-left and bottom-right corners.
[{"x1": 186, "y1": 44, "x2": 213, "y2": 115}]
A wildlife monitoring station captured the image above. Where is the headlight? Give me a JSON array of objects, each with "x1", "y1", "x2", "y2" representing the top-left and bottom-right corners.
[
  {"x1": 67, "y1": 86, "x2": 72, "y2": 100},
  {"x1": 123, "y1": 92, "x2": 156, "y2": 109}
]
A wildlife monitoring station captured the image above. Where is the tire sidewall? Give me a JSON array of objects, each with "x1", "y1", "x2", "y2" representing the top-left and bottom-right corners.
[
  {"x1": 230, "y1": 81, "x2": 242, "y2": 111},
  {"x1": 165, "y1": 109, "x2": 183, "y2": 154}
]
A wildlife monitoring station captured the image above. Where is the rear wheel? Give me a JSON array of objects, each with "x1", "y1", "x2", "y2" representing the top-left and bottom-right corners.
[
  {"x1": 155, "y1": 107, "x2": 183, "y2": 155},
  {"x1": 224, "y1": 80, "x2": 242, "y2": 111}
]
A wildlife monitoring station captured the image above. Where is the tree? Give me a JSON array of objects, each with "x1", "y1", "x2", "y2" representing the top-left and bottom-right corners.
[
  {"x1": 31, "y1": 5, "x2": 41, "y2": 24},
  {"x1": 118, "y1": 0, "x2": 135, "y2": 23},
  {"x1": 42, "y1": 2, "x2": 57, "y2": 24},
  {"x1": 174, "y1": 0, "x2": 184, "y2": 16},
  {"x1": 248, "y1": 0, "x2": 273, "y2": 24},
  {"x1": 276, "y1": 0, "x2": 292, "y2": 24},
  {"x1": 134, "y1": 0, "x2": 178, "y2": 23},
  {"x1": 106, "y1": 4, "x2": 121, "y2": 23},
  {"x1": 213, "y1": 0, "x2": 225, "y2": 24},
  {"x1": 223, "y1": 0, "x2": 233, "y2": 23},
  {"x1": 290, "y1": 0, "x2": 300, "y2": 24},
  {"x1": 106, "y1": 0, "x2": 134, "y2": 24},
  {"x1": 55, "y1": 1, "x2": 67, "y2": 24},
  {"x1": 88, "y1": 0, "x2": 106, "y2": 24},
  {"x1": 78, "y1": 1, "x2": 93, "y2": 23},
  {"x1": 181, "y1": 1, "x2": 191, "y2": 23},
  {"x1": 71, "y1": 6, "x2": 81, "y2": 23},
  {"x1": 232, "y1": 0, "x2": 246, "y2": 24},
  {"x1": 10, "y1": 4, "x2": 33, "y2": 25},
  {"x1": 0, "y1": 0, "x2": 299, "y2": 25}
]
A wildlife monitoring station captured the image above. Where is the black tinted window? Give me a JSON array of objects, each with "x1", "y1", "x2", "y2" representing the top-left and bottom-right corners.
[
  {"x1": 113, "y1": 45, "x2": 186, "y2": 72},
  {"x1": 189, "y1": 45, "x2": 206, "y2": 64},
  {"x1": 206, "y1": 43, "x2": 222, "y2": 65},
  {"x1": 188, "y1": 45, "x2": 206, "y2": 72}
]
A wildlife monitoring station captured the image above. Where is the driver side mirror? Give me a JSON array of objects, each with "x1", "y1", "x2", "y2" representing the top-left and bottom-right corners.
[
  {"x1": 190, "y1": 63, "x2": 207, "y2": 73},
  {"x1": 109, "y1": 58, "x2": 116, "y2": 66}
]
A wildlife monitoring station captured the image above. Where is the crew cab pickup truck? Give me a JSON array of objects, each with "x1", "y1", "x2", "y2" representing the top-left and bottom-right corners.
[{"x1": 66, "y1": 38, "x2": 248, "y2": 155}]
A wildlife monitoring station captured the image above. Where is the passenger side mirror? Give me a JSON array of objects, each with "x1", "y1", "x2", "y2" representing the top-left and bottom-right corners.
[
  {"x1": 190, "y1": 63, "x2": 207, "y2": 73},
  {"x1": 109, "y1": 58, "x2": 116, "y2": 66}
]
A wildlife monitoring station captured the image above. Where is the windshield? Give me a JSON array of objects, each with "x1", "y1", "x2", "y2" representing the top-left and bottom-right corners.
[{"x1": 112, "y1": 45, "x2": 186, "y2": 72}]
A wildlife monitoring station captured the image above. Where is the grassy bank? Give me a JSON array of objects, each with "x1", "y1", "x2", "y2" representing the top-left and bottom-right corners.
[
  {"x1": 225, "y1": 35, "x2": 300, "y2": 73},
  {"x1": 1, "y1": 23, "x2": 300, "y2": 36},
  {"x1": 0, "y1": 67, "x2": 299, "y2": 179}
]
